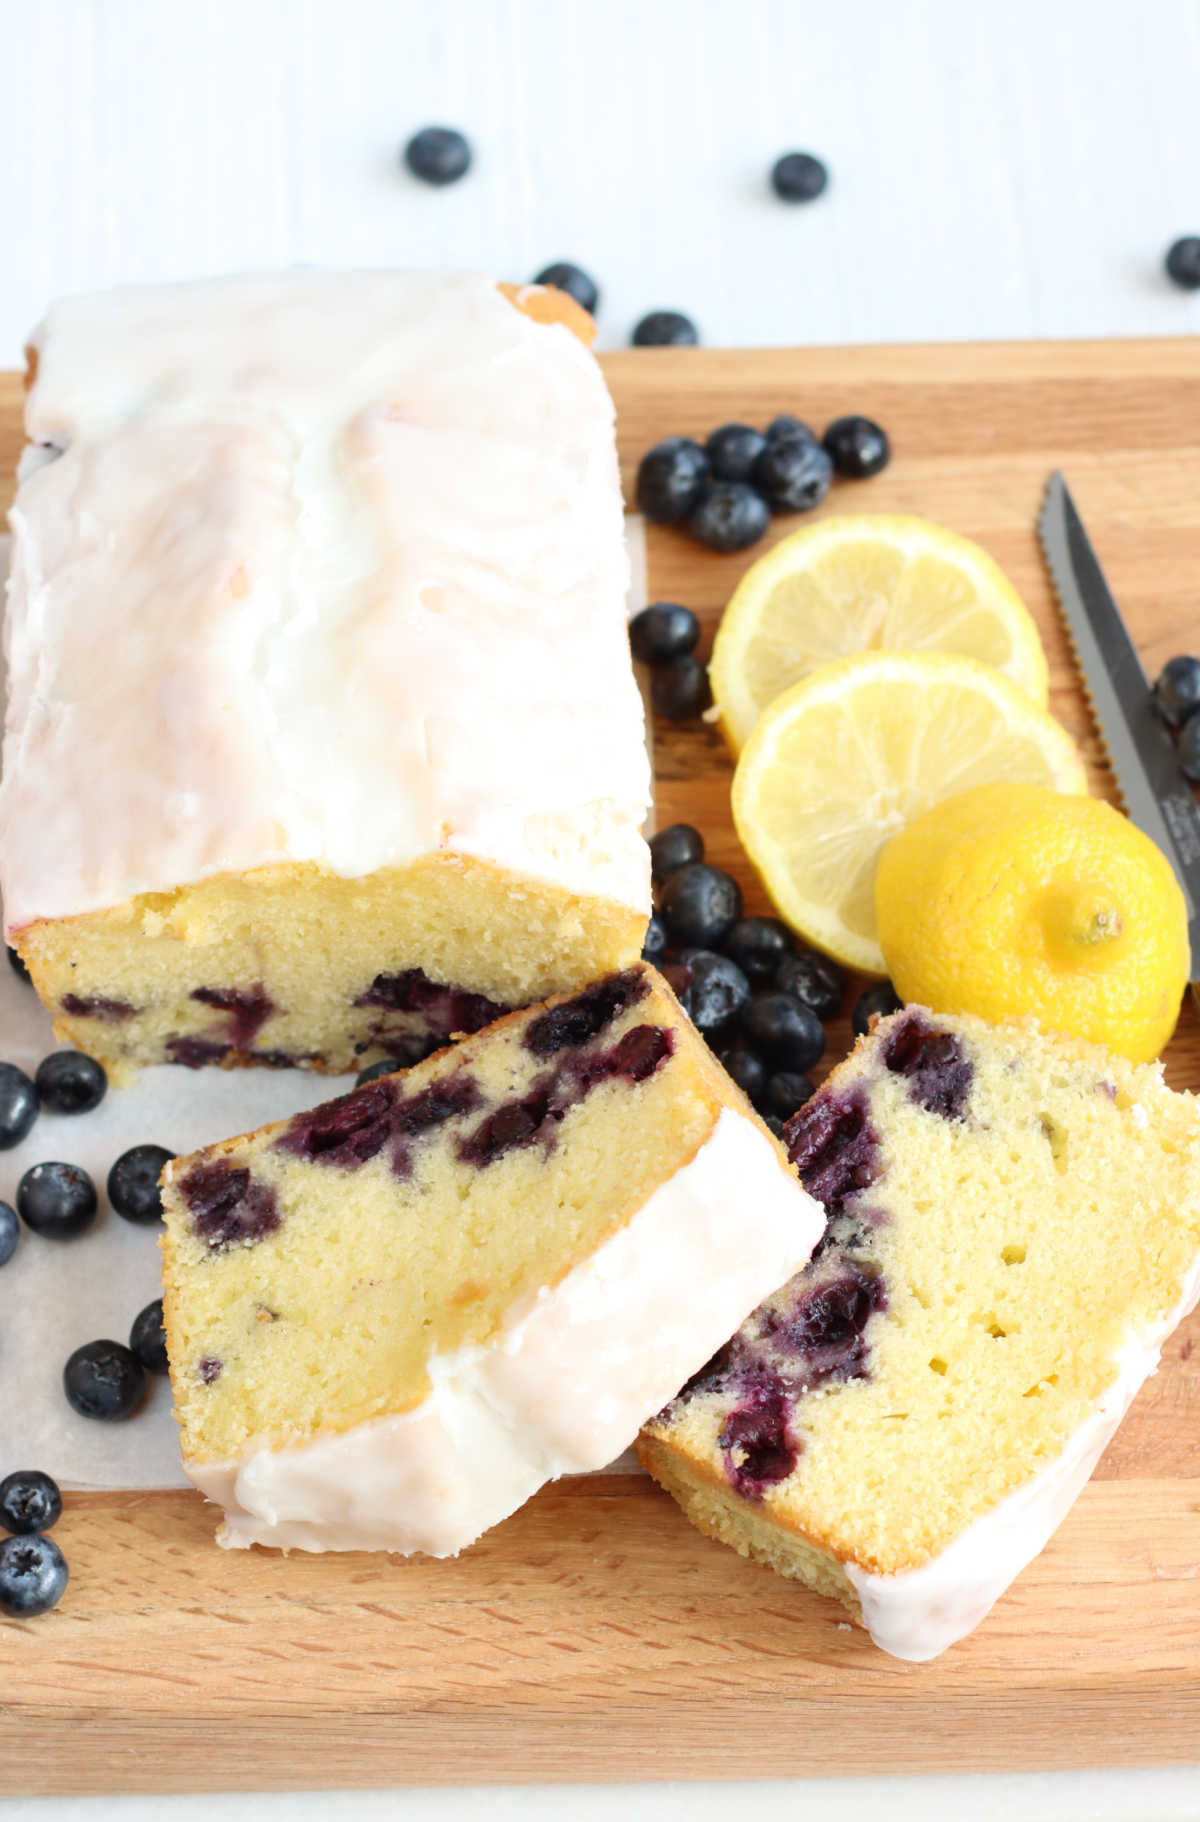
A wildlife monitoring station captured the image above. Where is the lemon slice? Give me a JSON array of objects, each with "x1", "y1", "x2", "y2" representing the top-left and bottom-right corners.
[
  {"x1": 711, "y1": 515, "x2": 1049, "y2": 751},
  {"x1": 732, "y1": 651, "x2": 1088, "y2": 974}
]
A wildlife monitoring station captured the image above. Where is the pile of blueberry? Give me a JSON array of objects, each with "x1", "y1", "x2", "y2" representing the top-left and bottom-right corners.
[
  {"x1": 643, "y1": 823, "x2": 903, "y2": 1131},
  {"x1": 1152, "y1": 655, "x2": 1200, "y2": 781},
  {"x1": 0, "y1": 1468, "x2": 67, "y2": 1617},
  {"x1": 1, "y1": 950, "x2": 175, "y2": 1450},
  {"x1": 629, "y1": 601, "x2": 711, "y2": 722},
  {"x1": 636, "y1": 411, "x2": 891, "y2": 555}
]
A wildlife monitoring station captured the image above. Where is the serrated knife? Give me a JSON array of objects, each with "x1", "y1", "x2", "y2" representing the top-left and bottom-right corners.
[{"x1": 1038, "y1": 471, "x2": 1200, "y2": 994}]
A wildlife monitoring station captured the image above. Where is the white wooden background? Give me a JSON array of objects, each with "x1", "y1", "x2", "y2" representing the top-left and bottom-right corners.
[
  {"x1": 2, "y1": 0, "x2": 1199, "y2": 357},
  {"x1": 2, "y1": 2, "x2": 1200, "y2": 1818}
]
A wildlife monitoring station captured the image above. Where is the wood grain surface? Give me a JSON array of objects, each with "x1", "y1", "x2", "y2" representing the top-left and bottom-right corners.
[{"x1": 4, "y1": 339, "x2": 1200, "y2": 1794}]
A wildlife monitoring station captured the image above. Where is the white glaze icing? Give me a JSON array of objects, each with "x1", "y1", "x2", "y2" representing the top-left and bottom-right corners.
[
  {"x1": 1, "y1": 270, "x2": 651, "y2": 932},
  {"x1": 188, "y1": 1107, "x2": 824, "y2": 1553},
  {"x1": 846, "y1": 1242, "x2": 1200, "y2": 1661}
]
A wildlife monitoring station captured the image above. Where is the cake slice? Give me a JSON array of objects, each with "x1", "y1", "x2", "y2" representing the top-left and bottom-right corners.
[
  {"x1": 3, "y1": 270, "x2": 650, "y2": 1074},
  {"x1": 639, "y1": 1006, "x2": 1200, "y2": 1659},
  {"x1": 159, "y1": 964, "x2": 825, "y2": 1553}
]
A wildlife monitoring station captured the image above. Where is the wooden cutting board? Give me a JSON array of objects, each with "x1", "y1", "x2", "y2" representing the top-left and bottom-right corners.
[{"x1": 5, "y1": 339, "x2": 1200, "y2": 1795}]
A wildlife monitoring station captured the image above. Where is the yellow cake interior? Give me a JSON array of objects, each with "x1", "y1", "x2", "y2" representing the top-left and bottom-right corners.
[
  {"x1": 160, "y1": 966, "x2": 768, "y2": 1464},
  {"x1": 641, "y1": 1011, "x2": 1200, "y2": 1580},
  {"x1": 17, "y1": 852, "x2": 646, "y2": 1075}
]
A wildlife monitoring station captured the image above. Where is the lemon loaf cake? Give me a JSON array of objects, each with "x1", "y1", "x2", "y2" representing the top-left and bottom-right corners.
[
  {"x1": 639, "y1": 1005, "x2": 1200, "y2": 1659},
  {"x1": 2, "y1": 271, "x2": 650, "y2": 1074},
  {"x1": 159, "y1": 964, "x2": 825, "y2": 1553}
]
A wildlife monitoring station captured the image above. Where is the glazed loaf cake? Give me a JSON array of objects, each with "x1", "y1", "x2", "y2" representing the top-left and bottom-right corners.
[
  {"x1": 639, "y1": 1006, "x2": 1200, "y2": 1659},
  {"x1": 2, "y1": 271, "x2": 651, "y2": 1073},
  {"x1": 159, "y1": 964, "x2": 825, "y2": 1553}
]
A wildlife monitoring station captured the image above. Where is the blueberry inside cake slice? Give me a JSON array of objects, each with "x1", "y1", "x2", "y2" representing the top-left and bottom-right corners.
[
  {"x1": 639, "y1": 1006, "x2": 1200, "y2": 1659},
  {"x1": 160, "y1": 963, "x2": 824, "y2": 1554}
]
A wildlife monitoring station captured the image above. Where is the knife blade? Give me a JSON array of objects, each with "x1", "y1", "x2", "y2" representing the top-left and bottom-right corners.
[{"x1": 1038, "y1": 471, "x2": 1200, "y2": 988}]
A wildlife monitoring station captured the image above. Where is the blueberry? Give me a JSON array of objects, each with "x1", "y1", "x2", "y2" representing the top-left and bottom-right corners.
[
  {"x1": 0, "y1": 1533, "x2": 68, "y2": 1617},
  {"x1": 753, "y1": 434, "x2": 833, "y2": 513},
  {"x1": 788, "y1": 1093, "x2": 881, "y2": 1215},
  {"x1": 882, "y1": 1013, "x2": 973, "y2": 1121},
  {"x1": 632, "y1": 310, "x2": 699, "y2": 347},
  {"x1": 63, "y1": 1339, "x2": 146, "y2": 1421},
  {"x1": 676, "y1": 950, "x2": 751, "y2": 1038},
  {"x1": 355, "y1": 1033, "x2": 436, "y2": 1085},
  {"x1": 852, "y1": 979, "x2": 903, "y2": 1037},
  {"x1": 635, "y1": 438, "x2": 710, "y2": 524},
  {"x1": 763, "y1": 1070, "x2": 816, "y2": 1120},
  {"x1": 658, "y1": 960, "x2": 692, "y2": 999},
  {"x1": 7, "y1": 945, "x2": 30, "y2": 984},
  {"x1": 0, "y1": 1469, "x2": 62, "y2": 1535},
  {"x1": 659, "y1": 863, "x2": 743, "y2": 948},
  {"x1": 823, "y1": 415, "x2": 891, "y2": 479},
  {"x1": 650, "y1": 823, "x2": 705, "y2": 881},
  {"x1": 129, "y1": 1298, "x2": 169, "y2": 1375},
  {"x1": 1153, "y1": 655, "x2": 1200, "y2": 730},
  {"x1": 705, "y1": 423, "x2": 768, "y2": 484},
  {"x1": 1165, "y1": 236, "x2": 1200, "y2": 291},
  {"x1": 525, "y1": 972, "x2": 649, "y2": 1057},
  {"x1": 642, "y1": 911, "x2": 669, "y2": 963},
  {"x1": 629, "y1": 602, "x2": 700, "y2": 664},
  {"x1": 651, "y1": 656, "x2": 712, "y2": 720},
  {"x1": 181, "y1": 1160, "x2": 280, "y2": 1245},
  {"x1": 783, "y1": 1269, "x2": 886, "y2": 1364},
  {"x1": 0, "y1": 1062, "x2": 38, "y2": 1149},
  {"x1": 716, "y1": 1043, "x2": 767, "y2": 1105},
  {"x1": 764, "y1": 1115, "x2": 788, "y2": 1140},
  {"x1": 191, "y1": 983, "x2": 274, "y2": 1048},
  {"x1": 107, "y1": 1144, "x2": 176, "y2": 1224},
  {"x1": 533, "y1": 261, "x2": 599, "y2": 314},
  {"x1": 1179, "y1": 715, "x2": 1200, "y2": 784},
  {"x1": 723, "y1": 916, "x2": 794, "y2": 983},
  {"x1": 35, "y1": 1051, "x2": 107, "y2": 1115},
  {"x1": 689, "y1": 482, "x2": 770, "y2": 553},
  {"x1": 742, "y1": 993, "x2": 826, "y2": 1072},
  {"x1": 395, "y1": 1030, "x2": 442, "y2": 1066},
  {"x1": 0, "y1": 1200, "x2": 16, "y2": 1265},
  {"x1": 353, "y1": 967, "x2": 507, "y2": 1038},
  {"x1": 770, "y1": 152, "x2": 829, "y2": 203},
  {"x1": 18, "y1": 1161, "x2": 97, "y2": 1239},
  {"x1": 402, "y1": 125, "x2": 471, "y2": 187},
  {"x1": 775, "y1": 949, "x2": 846, "y2": 1021},
  {"x1": 767, "y1": 414, "x2": 818, "y2": 443}
]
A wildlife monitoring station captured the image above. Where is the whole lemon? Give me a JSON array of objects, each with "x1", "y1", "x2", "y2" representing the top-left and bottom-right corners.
[{"x1": 875, "y1": 783, "x2": 1189, "y2": 1062}]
